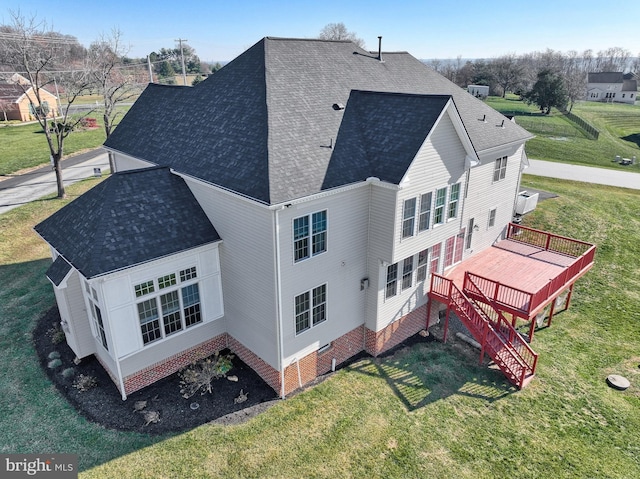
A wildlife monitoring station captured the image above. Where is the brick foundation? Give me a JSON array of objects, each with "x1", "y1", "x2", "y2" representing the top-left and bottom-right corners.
[
  {"x1": 109, "y1": 303, "x2": 431, "y2": 399},
  {"x1": 281, "y1": 325, "x2": 365, "y2": 395},
  {"x1": 365, "y1": 303, "x2": 428, "y2": 356},
  {"x1": 122, "y1": 333, "x2": 228, "y2": 396}
]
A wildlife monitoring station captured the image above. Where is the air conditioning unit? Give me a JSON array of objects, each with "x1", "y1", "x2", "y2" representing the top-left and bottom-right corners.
[{"x1": 515, "y1": 191, "x2": 539, "y2": 215}]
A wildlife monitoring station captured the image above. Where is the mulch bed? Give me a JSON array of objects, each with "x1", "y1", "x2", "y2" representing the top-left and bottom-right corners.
[
  {"x1": 33, "y1": 307, "x2": 279, "y2": 434},
  {"x1": 33, "y1": 307, "x2": 438, "y2": 434}
]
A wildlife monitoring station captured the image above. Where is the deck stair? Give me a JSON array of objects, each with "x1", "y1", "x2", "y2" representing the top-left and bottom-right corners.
[{"x1": 430, "y1": 273, "x2": 538, "y2": 389}]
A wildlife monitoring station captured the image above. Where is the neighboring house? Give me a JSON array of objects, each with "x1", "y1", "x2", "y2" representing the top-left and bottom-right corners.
[
  {"x1": 0, "y1": 81, "x2": 58, "y2": 122},
  {"x1": 467, "y1": 84, "x2": 489, "y2": 99},
  {"x1": 586, "y1": 72, "x2": 637, "y2": 104},
  {"x1": 35, "y1": 37, "x2": 595, "y2": 399}
]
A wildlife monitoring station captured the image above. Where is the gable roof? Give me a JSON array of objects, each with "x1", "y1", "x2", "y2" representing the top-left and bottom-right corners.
[
  {"x1": 323, "y1": 91, "x2": 453, "y2": 189},
  {"x1": 0, "y1": 83, "x2": 25, "y2": 103},
  {"x1": 35, "y1": 166, "x2": 221, "y2": 279},
  {"x1": 105, "y1": 37, "x2": 532, "y2": 205},
  {"x1": 588, "y1": 72, "x2": 624, "y2": 84}
]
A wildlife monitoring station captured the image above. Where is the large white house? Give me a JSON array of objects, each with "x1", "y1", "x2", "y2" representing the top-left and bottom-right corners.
[
  {"x1": 35, "y1": 37, "x2": 594, "y2": 399},
  {"x1": 586, "y1": 72, "x2": 637, "y2": 104}
]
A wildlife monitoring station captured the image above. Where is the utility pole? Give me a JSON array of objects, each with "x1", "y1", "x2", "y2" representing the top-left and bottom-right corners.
[
  {"x1": 147, "y1": 55, "x2": 154, "y2": 83},
  {"x1": 175, "y1": 38, "x2": 188, "y2": 86}
]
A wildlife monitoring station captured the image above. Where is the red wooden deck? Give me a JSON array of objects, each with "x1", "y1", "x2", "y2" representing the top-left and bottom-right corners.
[{"x1": 445, "y1": 239, "x2": 572, "y2": 297}]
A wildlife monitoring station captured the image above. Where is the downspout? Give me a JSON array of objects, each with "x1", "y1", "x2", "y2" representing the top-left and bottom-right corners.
[{"x1": 273, "y1": 206, "x2": 286, "y2": 399}]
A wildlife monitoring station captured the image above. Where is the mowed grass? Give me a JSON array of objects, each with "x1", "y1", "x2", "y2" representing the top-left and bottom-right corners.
[
  {"x1": 487, "y1": 95, "x2": 640, "y2": 171},
  {"x1": 0, "y1": 121, "x2": 107, "y2": 175},
  {"x1": 1, "y1": 174, "x2": 639, "y2": 478}
]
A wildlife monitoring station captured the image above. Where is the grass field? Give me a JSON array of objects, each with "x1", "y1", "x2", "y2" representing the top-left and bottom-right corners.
[
  {"x1": 1, "y1": 174, "x2": 638, "y2": 478},
  {"x1": 487, "y1": 96, "x2": 640, "y2": 171}
]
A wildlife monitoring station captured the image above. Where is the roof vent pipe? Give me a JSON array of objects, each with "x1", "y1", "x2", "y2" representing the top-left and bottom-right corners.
[{"x1": 378, "y1": 36, "x2": 383, "y2": 61}]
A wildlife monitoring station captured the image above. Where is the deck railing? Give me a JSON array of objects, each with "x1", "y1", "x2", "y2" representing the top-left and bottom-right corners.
[
  {"x1": 464, "y1": 273, "x2": 538, "y2": 381},
  {"x1": 507, "y1": 223, "x2": 594, "y2": 258},
  {"x1": 468, "y1": 223, "x2": 598, "y2": 316},
  {"x1": 430, "y1": 274, "x2": 536, "y2": 389}
]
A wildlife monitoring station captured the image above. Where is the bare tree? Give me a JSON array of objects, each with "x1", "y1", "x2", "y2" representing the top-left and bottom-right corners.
[
  {"x1": 0, "y1": 99, "x2": 10, "y2": 121},
  {"x1": 0, "y1": 11, "x2": 93, "y2": 198},
  {"x1": 318, "y1": 23, "x2": 365, "y2": 48},
  {"x1": 88, "y1": 30, "x2": 143, "y2": 138},
  {"x1": 88, "y1": 29, "x2": 144, "y2": 171},
  {"x1": 595, "y1": 47, "x2": 632, "y2": 72},
  {"x1": 490, "y1": 54, "x2": 523, "y2": 97}
]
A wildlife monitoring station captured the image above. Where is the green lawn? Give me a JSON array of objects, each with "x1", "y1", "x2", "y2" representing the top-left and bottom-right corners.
[
  {"x1": 1, "y1": 175, "x2": 639, "y2": 478},
  {"x1": 487, "y1": 96, "x2": 640, "y2": 171}
]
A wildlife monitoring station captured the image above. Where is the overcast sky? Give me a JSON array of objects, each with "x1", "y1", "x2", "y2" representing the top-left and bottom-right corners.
[{"x1": 4, "y1": 0, "x2": 640, "y2": 62}]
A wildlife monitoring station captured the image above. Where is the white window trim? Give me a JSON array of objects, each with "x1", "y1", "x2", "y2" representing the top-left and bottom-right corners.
[
  {"x1": 294, "y1": 283, "x2": 328, "y2": 336},
  {"x1": 134, "y1": 267, "x2": 204, "y2": 346},
  {"x1": 293, "y1": 210, "x2": 328, "y2": 263}
]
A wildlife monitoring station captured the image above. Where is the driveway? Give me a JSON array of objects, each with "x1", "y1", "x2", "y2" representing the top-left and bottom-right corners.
[
  {"x1": 0, "y1": 149, "x2": 110, "y2": 215},
  {"x1": 526, "y1": 159, "x2": 639, "y2": 190}
]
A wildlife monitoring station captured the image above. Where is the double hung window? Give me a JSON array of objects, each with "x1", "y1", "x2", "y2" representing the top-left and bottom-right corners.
[
  {"x1": 134, "y1": 267, "x2": 202, "y2": 345},
  {"x1": 295, "y1": 284, "x2": 327, "y2": 334},
  {"x1": 294, "y1": 211, "x2": 327, "y2": 262}
]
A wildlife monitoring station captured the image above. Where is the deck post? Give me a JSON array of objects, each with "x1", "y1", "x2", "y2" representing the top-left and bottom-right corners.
[
  {"x1": 565, "y1": 283, "x2": 575, "y2": 311},
  {"x1": 426, "y1": 299, "x2": 432, "y2": 329},
  {"x1": 528, "y1": 313, "x2": 536, "y2": 342},
  {"x1": 443, "y1": 306, "x2": 450, "y2": 343},
  {"x1": 547, "y1": 297, "x2": 557, "y2": 327}
]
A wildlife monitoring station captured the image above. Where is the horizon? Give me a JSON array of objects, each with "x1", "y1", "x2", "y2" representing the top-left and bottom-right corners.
[{"x1": 3, "y1": 0, "x2": 639, "y2": 65}]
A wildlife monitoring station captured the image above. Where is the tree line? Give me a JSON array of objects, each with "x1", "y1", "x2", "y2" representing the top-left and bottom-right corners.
[{"x1": 429, "y1": 47, "x2": 639, "y2": 111}]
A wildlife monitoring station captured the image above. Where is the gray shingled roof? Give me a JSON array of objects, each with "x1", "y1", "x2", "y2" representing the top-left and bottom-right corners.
[
  {"x1": 105, "y1": 37, "x2": 532, "y2": 205},
  {"x1": 35, "y1": 166, "x2": 221, "y2": 279},
  {"x1": 588, "y1": 72, "x2": 624, "y2": 84},
  {"x1": 323, "y1": 91, "x2": 452, "y2": 189},
  {"x1": 45, "y1": 255, "x2": 72, "y2": 286}
]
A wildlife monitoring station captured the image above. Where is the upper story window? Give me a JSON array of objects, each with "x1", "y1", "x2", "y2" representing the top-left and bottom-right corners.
[
  {"x1": 493, "y1": 156, "x2": 508, "y2": 182},
  {"x1": 402, "y1": 198, "x2": 417, "y2": 238},
  {"x1": 294, "y1": 210, "x2": 327, "y2": 262},
  {"x1": 418, "y1": 192, "x2": 432, "y2": 232},
  {"x1": 447, "y1": 183, "x2": 460, "y2": 219},
  {"x1": 433, "y1": 187, "x2": 447, "y2": 225},
  {"x1": 134, "y1": 267, "x2": 202, "y2": 346}
]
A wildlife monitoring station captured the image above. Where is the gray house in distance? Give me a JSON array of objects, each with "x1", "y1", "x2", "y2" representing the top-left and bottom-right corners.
[{"x1": 35, "y1": 37, "x2": 595, "y2": 399}]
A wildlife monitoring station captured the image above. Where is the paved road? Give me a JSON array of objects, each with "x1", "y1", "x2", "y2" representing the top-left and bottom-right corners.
[
  {"x1": 0, "y1": 149, "x2": 110, "y2": 215},
  {"x1": 526, "y1": 159, "x2": 640, "y2": 190}
]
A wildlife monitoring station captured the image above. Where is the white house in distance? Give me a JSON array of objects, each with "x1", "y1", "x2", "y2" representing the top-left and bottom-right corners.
[
  {"x1": 35, "y1": 37, "x2": 595, "y2": 399},
  {"x1": 586, "y1": 72, "x2": 637, "y2": 104},
  {"x1": 467, "y1": 84, "x2": 489, "y2": 99}
]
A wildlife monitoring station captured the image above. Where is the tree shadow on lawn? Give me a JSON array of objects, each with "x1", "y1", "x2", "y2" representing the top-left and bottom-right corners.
[
  {"x1": 621, "y1": 133, "x2": 640, "y2": 149},
  {"x1": 347, "y1": 327, "x2": 516, "y2": 411}
]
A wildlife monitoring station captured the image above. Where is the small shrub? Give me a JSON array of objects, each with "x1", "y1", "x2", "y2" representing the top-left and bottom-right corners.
[
  {"x1": 61, "y1": 368, "x2": 75, "y2": 379},
  {"x1": 179, "y1": 352, "x2": 234, "y2": 398},
  {"x1": 48, "y1": 351, "x2": 61, "y2": 360},
  {"x1": 73, "y1": 374, "x2": 97, "y2": 392},
  {"x1": 47, "y1": 359, "x2": 62, "y2": 369},
  {"x1": 46, "y1": 322, "x2": 65, "y2": 345}
]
